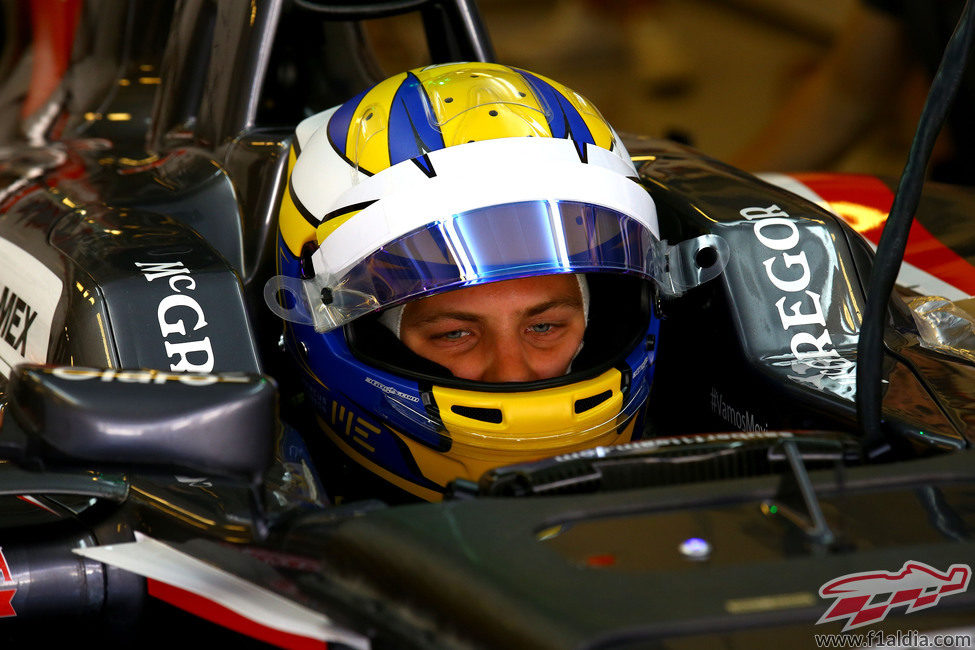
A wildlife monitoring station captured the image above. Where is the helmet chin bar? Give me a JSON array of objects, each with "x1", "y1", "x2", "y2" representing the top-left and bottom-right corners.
[{"x1": 264, "y1": 233, "x2": 729, "y2": 332}]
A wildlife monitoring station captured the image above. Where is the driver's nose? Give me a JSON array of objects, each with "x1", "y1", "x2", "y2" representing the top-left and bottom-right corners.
[{"x1": 480, "y1": 340, "x2": 538, "y2": 383}]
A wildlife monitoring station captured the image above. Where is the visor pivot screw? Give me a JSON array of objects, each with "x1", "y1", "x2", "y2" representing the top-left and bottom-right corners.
[
  {"x1": 320, "y1": 288, "x2": 333, "y2": 305},
  {"x1": 695, "y1": 246, "x2": 718, "y2": 269}
]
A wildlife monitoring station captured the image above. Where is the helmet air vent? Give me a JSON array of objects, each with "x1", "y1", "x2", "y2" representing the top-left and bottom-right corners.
[
  {"x1": 574, "y1": 390, "x2": 613, "y2": 414},
  {"x1": 450, "y1": 405, "x2": 503, "y2": 424}
]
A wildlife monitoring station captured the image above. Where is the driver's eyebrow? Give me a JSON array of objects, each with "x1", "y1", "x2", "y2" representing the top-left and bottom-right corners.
[
  {"x1": 524, "y1": 296, "x2": 583, "y2": 318},
  {"x1": 409, "y1": 295, "x2": 583, "y2": 327},
  {"x1": 410, "y1": 311, "x2": 482, "y2": 326}
]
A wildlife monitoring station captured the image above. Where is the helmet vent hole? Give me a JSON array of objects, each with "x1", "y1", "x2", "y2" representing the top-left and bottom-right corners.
[
  {"x1": 695, "y1": 246, "x2": 718, "y2": 269},
  {"x1": 450, "y1": 405, "x2": 503, "y2": 424},
  {"x1": 445, "y1": 97, "x2": 453, "y2": 103},
  {"x1": 574, "y1": 390, "x2": 613, "y2": 414},
  {"x1": 489, "y1": 110, "x2": 498, "y2": 116}
]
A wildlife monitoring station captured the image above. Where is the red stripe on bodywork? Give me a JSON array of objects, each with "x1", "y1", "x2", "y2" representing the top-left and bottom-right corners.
[
  {"x1": 148, "y1": 578, "x2": 326, "y2": 649},
  {"x1": 794, "y1": 172, "x2": 975, "y2": 296},
  {"x1": 17, "y1": 495, "x2": 60, "y2": 515}
]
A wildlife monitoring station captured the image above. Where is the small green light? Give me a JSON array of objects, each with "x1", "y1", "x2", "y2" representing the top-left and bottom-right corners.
[{"x1": 769, "y1": 505, "x2": 778, "y2": 514}]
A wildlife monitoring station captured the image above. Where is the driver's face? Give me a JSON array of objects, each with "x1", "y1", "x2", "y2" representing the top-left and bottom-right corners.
[{"x1": 400, "y1": 275, "x2": 586, "y2": 383}]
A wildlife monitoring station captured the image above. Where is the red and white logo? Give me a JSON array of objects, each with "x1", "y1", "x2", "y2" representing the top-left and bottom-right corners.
[
  {"x1": 0, "y1": 546, "x2": 16, "y2": 617},
  {"x1": 817, "y1": 561, "x2": 970, "y2": 631}
]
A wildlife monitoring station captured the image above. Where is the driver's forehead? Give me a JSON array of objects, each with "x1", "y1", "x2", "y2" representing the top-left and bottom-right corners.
[{"x1": 404, "y1": 275, "x2": 582, "y2": 321}]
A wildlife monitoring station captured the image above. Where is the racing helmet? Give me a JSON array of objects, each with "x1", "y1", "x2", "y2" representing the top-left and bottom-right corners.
[{"x1": 265, "y1": 62, "x2": 721, "y2": 501}]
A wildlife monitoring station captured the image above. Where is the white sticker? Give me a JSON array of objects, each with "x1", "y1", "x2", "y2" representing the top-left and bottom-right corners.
[
  {"x1": 0, "y1": 238, "x2": 62, "y2": 377},
  {"x1": 74, "y1": 535, "x2": 370, "y2": 649}
]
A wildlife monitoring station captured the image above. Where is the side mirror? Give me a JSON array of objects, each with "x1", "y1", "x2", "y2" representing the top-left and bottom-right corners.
[{"x1": 0, "y1": 365, "x2": 277, "y2": 483}]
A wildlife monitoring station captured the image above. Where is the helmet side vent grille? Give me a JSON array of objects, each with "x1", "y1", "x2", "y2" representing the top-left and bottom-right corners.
[
  {"x1": 450, "y1": 405, "x2": 503, "y2": 424},
  {"x1": 574, "y1": 390, "x2": 612, "y2": 414}
]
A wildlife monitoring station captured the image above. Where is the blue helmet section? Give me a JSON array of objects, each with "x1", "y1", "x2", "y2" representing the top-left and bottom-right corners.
[
  {"x1": 325, "y1": 86, "x2": 369, "y2": 168},
  {"x1": 387, "y1": 73, "x2": 447, "y2": 169},
  {"x1": 516, "y1": 69, "x2": 597, "y2": 161},
  {"x1": 279, "y1": 244, "x2": 447, "y2": 496}
]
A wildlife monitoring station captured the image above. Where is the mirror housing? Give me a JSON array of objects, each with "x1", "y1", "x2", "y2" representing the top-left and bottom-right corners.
[{"x1": 0, "y1": 365, "x2": 277, "y2": 483}]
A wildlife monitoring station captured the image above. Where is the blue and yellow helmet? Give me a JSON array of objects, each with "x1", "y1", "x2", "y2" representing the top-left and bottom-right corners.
[{"x1": 267, "y1": 63, "x2": 669, "y2": 501}]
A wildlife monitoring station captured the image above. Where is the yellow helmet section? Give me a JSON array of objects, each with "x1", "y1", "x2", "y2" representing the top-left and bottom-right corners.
[
  {"x1": 342, "y1": 71, "x2": 407, "y2": 176},
  {"x1": 311, "y1": 366, "x2": 640, "y2": 502},
  {"x1": 282, "y1": 62, "x2": 625, "y2": 257},
  {"x1": 434, "y1": 367, "x2": 626, "y2": 442},
  {"x1": 321, "y1": 62, "x2": 619, "y2": 178},
  {"x1": 412, "y1": 62, "x2": 553, "y2": 146},
  {"x1": 315, "y1": 207, "x2": 363, "y2": 245},
  {"x1": 391, "y1": 410, "x2": 638, "y2": 499},
  {"x1": 278, "y1": 144, "x2": 317, "y2": 256}
]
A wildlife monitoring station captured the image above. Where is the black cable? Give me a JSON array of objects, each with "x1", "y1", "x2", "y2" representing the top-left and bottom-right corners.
[{"x1": 857, "y1": 0, "x2": 975, "y2": 448}]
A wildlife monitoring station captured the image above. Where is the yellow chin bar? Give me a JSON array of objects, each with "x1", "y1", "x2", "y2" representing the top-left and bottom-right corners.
[
  {"x1": 389, "y1": 367, "x2": 635, "y2": 495},
  {"x1": 434, "y1": 367, "x2": 626, "y2": 443}
]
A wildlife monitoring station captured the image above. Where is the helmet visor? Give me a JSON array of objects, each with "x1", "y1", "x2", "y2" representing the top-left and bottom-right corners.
[
  {"x1": 265, "y1": 199, "x2": 728, "y2": 332},
  {"x1": 307, "y1": 199, "x2": 655, "y2": 331}
]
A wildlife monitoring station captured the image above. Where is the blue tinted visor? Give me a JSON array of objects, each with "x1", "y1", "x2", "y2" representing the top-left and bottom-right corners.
[{"x1": 265, "y1": 200, "x2": 727, "y2": 331}]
